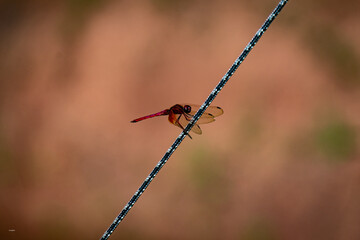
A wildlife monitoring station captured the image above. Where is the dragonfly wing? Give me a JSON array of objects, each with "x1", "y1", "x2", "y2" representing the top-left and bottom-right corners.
[
  {"x1": 205, "y1": 106, "x2": 224, "y2": 117},
  {"x1": 196, "y1": 116, "x2": 216, "y2": 124},
  {"x1": 182, "y1": 104, "x2": 224, "y2": 117},
  {"x1": 182, "y1": 112, "x2": 215, "y2": 124},
  {"x1": 192, "y1": 124, "x2": 202, "y2": 134},
  {"x1": 180, "y1": 104, "x2": 223, "y2": 124}
]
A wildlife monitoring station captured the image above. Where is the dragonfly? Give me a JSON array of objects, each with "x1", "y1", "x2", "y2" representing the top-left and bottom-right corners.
[{"x1": 131, "y1": 104, "x2": 224, "y2": 139}]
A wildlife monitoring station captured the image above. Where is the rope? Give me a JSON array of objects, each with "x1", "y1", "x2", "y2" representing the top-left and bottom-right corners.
[{"x1": 100, "y1": 1, "x2": 289, "y2": 239}]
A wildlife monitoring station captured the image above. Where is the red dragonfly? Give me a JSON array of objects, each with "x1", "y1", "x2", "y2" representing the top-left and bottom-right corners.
[{"x1": 131, "y1": 104, "x2": 224, "y2": 139}]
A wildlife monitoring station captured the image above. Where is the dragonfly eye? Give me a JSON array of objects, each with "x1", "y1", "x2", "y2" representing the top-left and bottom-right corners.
[{"x1": 184, "y1": 105, "x2": 191, "y2": 113}]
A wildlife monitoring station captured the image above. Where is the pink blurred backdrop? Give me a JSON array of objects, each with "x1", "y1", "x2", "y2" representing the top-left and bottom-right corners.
[{"x1": 1, "y1": 0, "x2": 360, "y2": 239}]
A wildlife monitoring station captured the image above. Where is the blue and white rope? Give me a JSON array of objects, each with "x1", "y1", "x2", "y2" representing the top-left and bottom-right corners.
[{"x1": 100, "y1": 0, "x2": 288, "y2": 239}]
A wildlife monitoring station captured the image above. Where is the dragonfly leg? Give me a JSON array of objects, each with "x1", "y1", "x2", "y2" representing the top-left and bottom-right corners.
[{"x1": 176, "y1": 115, "x2": 192, "y2": 139}]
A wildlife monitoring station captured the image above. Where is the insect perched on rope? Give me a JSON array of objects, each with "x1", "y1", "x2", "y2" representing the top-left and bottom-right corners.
[{"x1": 131, "y1": 104, "x2": 224, "y2": 139}]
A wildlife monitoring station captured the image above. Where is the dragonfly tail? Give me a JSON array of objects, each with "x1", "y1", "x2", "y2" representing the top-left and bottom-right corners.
[{"x1": 131, "y1": 109, "x2": 169, "y2": 123}]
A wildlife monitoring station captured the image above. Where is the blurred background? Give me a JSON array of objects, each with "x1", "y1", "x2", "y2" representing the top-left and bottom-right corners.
[{"x1": 1, "y1": 0, "x2": 360, "y2": 239}]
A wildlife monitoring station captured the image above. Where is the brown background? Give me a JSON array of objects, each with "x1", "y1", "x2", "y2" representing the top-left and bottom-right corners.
[{"x1": 1, "y1": 0, "x2": 360, "y2": 239}]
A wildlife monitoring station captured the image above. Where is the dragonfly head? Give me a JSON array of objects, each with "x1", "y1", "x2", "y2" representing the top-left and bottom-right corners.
[{"x1": 183, "y1": 105, "x2": 192, "y2": 114}]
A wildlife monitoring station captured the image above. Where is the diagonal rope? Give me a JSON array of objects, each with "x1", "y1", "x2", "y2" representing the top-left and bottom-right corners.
[{"x1": 100, "y1": 0, "x2": 289, "y2": 239}]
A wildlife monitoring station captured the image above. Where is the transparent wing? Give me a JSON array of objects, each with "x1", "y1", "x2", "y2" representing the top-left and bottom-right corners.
[
  {"x1": 182, "y1": 112, "x2": 215, "y2": 124},
  {"x1": 181, "y1": 104, "x2": 224, "y2": 124},
  {"x1": 181, "y1": 104, "x2": 224, "y2": 117}
]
